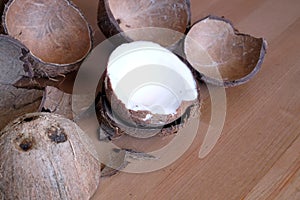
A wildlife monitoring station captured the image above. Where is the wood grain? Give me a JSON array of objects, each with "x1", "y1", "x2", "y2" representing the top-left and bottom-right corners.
[{"x1": 72, "y1": 0, "x2": 300, "y2": 199}]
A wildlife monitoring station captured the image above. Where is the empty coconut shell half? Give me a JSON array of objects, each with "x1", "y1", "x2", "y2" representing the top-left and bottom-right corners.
[
  {"x1": 96, "y1": 41, "x2": 201, "y2": 139},
  {"x1": 3, "y1": 0, "x2": 92, "y2": 78},
  {"x1": 184, "y1": 16, "x2": 267, "y2": 87},
  {"x1": 97, "y1": 0, "x2": 191, "y2": 47}
]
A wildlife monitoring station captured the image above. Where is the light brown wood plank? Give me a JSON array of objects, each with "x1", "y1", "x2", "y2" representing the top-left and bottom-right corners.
[
  {"x1": 274, "y1": 169, "x2": 300, "y2": 200},
  {"x1": 245, "y1": 136, "x2": 300, "y2": 200}
]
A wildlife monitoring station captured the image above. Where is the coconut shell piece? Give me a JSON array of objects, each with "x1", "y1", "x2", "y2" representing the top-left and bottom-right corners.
[
  {"x1": 0, "y1": 35, "x2": 75, "y2": 129},
  {"x1": 0, "y1": 113, "x2": 100, "y2": 200},
  {"x1": 3, "y1": 0, "x2": 92, "y2": 78},
  {"x1": 97, "y1": 0, "x2": 191, "y2": 47},
  {"x1": 184, "y1": 16, "x2": 267, "y2": 87},
  {"x1": 0, "y1": 35, "x2": 44, "y2": 130},
  {"x1": 40, "y1": 86, "x2": 73, "y2": 120}
]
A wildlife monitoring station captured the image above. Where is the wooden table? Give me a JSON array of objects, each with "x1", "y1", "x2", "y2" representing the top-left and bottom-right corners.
[{"x1": 73, "y1": 0, "x2": 300, "y2": 199}]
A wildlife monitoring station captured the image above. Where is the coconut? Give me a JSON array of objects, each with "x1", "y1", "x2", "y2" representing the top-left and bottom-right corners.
[
  {"x1": 184, "y1": 16, "x2": 267, "y2": 87},
  {"x1": 96, "y1": 41, "x2": 200, "y2": 139},
  {"x1": 3, "y1": 0, "x2": 92, "y2": 78},
  {"x1": 0, "y1": 113, "x2": 100, "y2": 200},
  {"x1": 97, "y1": 0, "x2": 191, "y2": 47}
]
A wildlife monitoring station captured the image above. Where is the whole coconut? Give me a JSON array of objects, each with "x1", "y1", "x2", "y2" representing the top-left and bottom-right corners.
[{"x1": 0, "y1": 113, "x2": 100, "y2": 200}]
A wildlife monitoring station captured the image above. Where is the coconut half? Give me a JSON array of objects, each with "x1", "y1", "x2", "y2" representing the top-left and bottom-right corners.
[
  {"x1": 97, "y1": 0, "x2": 191, "y2": 47},
  {"x1": 96, "y1": 41, "x2": 200, "y2": 138},
  {"x1": 3, "y1": 0, "x2": 92, "y2": 77},
  {"x1": 184, "y1": 16, "x2": 267, "y2": 87}
]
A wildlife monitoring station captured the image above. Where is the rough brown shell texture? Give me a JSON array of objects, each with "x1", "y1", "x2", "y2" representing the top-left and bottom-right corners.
[
  {"x1": 0, "y1": 0, "x2": 8, "y2": 33},
  {"x1": 0, "y1": 113, "x2": 100, "y2": 200},
  {"x1": 96, "y1": 82, "x2": 201, "y2": 139},
  {"x1": 104, "y1": 72, "x2": 197, "y2": 128},
  {"x1": 40, "y1": 86, "x2": 74, "y2": 120},
  {"x1": 184, "y1": 16, "x2": 267, "y2": 87},
  {"x1": 3, "y1": 0, "x2": 92, "y2": 78},
  {"x1": 97, "y1": 0, "x2": 191, "y2": 47},
  {"x1": 0, "y1": 35, "x2": 44, "y2": 130}
]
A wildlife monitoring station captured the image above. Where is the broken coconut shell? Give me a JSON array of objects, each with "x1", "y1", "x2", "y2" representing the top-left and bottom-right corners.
[
  {"x1": 0, "y1": 35, "x2": 76, "y2": 129},
  {"x1": 184, "y1": 15, "x2": 267, "y2": 87},
  {"x1": 97, "y1": 0, "x2": 191, "y2": 47},
  {"x1": 3, "y1": 0, "x2": 93, "y2": 78},
  {"x1": 103, "y1": 41, "x2": 199, "y2": 130},
  {"x1": 0, "y1": 35, "x2": 44, "y2": 130},
  {"x1": 95, "y1": 41, "x2": 200, "y2": 138},
  {"x1": 40, "y1": 86, "x2": 74, "y2": 120},
  {"x1": 0, "y1": 113, "x2": 100, "y2": 200}
]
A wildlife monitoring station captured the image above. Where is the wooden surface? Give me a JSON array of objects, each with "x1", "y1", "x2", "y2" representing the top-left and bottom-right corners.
[{"x1": 73, "y1": 0, "x2": 300, "y2": 199}]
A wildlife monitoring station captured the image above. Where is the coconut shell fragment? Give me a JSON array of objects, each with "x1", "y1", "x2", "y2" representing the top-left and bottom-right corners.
[
  {"x1": 40, "y1": 86, "x2": 73, "y2": 120},
  {"x1": 0, "y1": 35, "x2": 44, "y2": 130},
  {"x1": 3, "y1": 0, "x2": 92, "y2": 77},
  {"x1": 97, "y1": 0, "x2": 191, "y2": 47},
  {"x1": 0, "y1": 113, "x2": 100, "y2": 200},
  {"x1": 184, "y1": 16, "x2": 267, "y2": 87}
]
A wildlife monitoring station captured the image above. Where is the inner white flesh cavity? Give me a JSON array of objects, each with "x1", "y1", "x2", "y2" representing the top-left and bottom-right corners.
[{"x1": 107, "y1": 41, "x2": 197, "y2": 115}]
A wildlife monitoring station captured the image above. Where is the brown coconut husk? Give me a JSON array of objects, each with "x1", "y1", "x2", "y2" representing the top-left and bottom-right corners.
[
  {"x1": 0, "y1": 35, "x2": 77, "y2": 130},
  {"x1": 0, "y1": 35, "x2": 44, "y2": 130},
  {"x1": 40, "y1": 86, "x2": 73, "y2": 120}
]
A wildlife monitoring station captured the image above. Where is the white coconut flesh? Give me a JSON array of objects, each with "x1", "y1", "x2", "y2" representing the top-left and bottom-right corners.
[{"x1": 106, "y1": 41, "x2": 197, "y2": 117}]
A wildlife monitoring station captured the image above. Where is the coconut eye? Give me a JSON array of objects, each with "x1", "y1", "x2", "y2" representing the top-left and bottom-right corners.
[{"x1": 18, "y1": 137, "x2": 35, "y2": 152}]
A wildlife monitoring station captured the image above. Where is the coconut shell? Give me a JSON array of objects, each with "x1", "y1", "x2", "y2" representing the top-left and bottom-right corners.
[
  {"x1": 0, "y1": 35, "x2": 76, "y2": 129},
  {"x1": 184, "y1": 15, "x2": 267, "y2": 87},
  {"x1": 0, "y1": 35, "x2": 44, "y2": 130},
  {"x1": 40, "y1": 86, "x2": 73, "y2": 120},
  {"x1": 0, "y1": 113, "x2": 100, "y2": 200},
  {"x1": 96, "y1": 83, "x2": 201, "y2": 139},
  {"x1": 3, "y1": 0, "x2": 93, "y2": 78},
  {"x1": 97, "y1": 0, "x2": 191, "y2": 47}
]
